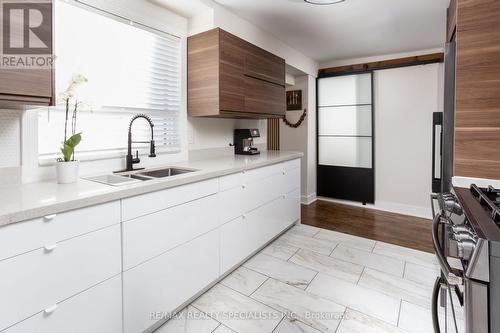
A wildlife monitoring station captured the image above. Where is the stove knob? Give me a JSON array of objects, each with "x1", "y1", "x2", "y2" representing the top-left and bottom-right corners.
[
  {"x1": 457, "y1": 239, "x2": 475, "y2": 261},
  {"x1": 444, "y1": 200, "x2": 463, "y2": 216},
  {"x1": 452, "y1": 225, "x2": 470, "y2": 233},
  {"x1": 453, "y1": 232, "x2": 476, "y2": 242}
]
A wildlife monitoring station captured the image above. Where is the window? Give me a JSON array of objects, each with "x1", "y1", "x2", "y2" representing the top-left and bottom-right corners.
[{"x1": 38, "y1": 0, "x2": 181, "y2": 162}]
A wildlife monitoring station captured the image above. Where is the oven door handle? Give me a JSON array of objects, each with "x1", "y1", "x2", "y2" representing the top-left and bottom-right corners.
[
  {"x1": 432, "y1": 276, "x2": 443, "y2": 333},
  {"x1": 432, "y1": 213, "x2": 462, "y2": 285}
]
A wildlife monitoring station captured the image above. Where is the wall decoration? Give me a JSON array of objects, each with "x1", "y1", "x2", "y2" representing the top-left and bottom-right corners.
[
  {"x1": 283, "y1": 109, "x2": 307, "y2": 128},
  {"x1": 286, "y1": 90, "x2": 302, "y2": 110}
]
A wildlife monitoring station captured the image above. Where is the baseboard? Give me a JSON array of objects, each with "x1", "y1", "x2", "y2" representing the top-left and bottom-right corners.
[
  {"x1": 301, "y1": 192, "x2": 317, "y2": 205},
  {"x1": 316, "y1": 196, "x2": 432, "y2": 219}
]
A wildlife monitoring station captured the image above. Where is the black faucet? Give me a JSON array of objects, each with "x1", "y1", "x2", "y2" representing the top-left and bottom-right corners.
[{"x1": 124, "y1": 114, "x2": 156, "y2": 172}]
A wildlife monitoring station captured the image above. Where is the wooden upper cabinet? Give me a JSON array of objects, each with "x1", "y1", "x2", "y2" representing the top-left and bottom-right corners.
[
  {"x1": 0, "y1": 0, "x2": 54, "y2": 108},
  {"x1": 188, "y1": 28, "x2": 285, "y2": 118},
  {"x1": 454, "y1": 0, "x2": 500, "y2": 180},
  {"x1": 244, "y1": 43, "x2": 285, "y2": 86}
]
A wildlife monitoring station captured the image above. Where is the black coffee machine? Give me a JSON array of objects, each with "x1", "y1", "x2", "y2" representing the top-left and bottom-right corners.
[{"x1": 234, "y1": 129, "x2": 260, "y2": 155}]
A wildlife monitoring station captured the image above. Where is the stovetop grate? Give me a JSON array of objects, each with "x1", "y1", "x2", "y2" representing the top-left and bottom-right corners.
[{"x1": 471, "y1": 184, "x2": 500, "y2": 224}]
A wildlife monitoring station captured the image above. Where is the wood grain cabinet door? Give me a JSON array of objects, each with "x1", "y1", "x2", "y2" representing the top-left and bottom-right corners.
[
  {"x1": 244, "y1": 76, "x2": 285, "y2": 116},
  {"x1": 220, "y1": 30, "x2": 245, "y2": 112},
  {"x1": 0, "y1": 0, "x2": 53, "y2": 106},
  {"x1": 0, "y1": 69, "x2": 52, "y2": 98},
  {"x1": 244, "y1": 44, "x2": 285, "y2": 86}
]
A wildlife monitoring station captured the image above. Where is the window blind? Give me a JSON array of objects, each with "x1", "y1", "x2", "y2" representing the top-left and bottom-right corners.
[{"x1": 38, "y1": 0, "x2": 181, "y2": 161}]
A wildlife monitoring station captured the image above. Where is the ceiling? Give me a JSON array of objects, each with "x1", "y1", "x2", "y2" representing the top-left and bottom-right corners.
[
  {"x1": 149, "y1": 0, "x2": 211, "y2": 18},
  {"x1": 213, "y1": 0, "x2": 449, "y2": 62}
]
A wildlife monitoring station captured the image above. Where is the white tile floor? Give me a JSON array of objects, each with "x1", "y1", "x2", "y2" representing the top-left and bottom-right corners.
[{"x1": 157, "y1": 224, "x2": 464, "y2": 333}]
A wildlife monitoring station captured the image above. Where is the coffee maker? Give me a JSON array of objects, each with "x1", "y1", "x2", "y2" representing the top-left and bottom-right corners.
[{"x1": 234, "y1": 129, "x2": 260, "y2": 155}]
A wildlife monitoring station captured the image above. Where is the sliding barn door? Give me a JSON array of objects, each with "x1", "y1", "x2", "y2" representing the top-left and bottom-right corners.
[{"x1": 317, "y1": 73, "x2": 374, "y2": 204}]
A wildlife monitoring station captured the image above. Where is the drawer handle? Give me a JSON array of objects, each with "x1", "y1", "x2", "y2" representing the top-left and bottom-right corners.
[
  {"x1": 44, "y1": 304, "x2": 58, "y2": 315},
  {"x1": 44, "y1": 244, "x2": 58, "y2": 252},
  {"x1": 282, "y1": 171, "x2": 286, "y2": 175},
  {"x1": 43, "y1": 214, "x2": 57, "y2": 222},
  {"x1": 242, "y1": 184, "x2": 246, "y2": 189}
]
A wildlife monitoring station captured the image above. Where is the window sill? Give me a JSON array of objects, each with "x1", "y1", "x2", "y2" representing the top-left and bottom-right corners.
[{"x1": 38, "y1": 148, "x2": 181, "y2": 167}]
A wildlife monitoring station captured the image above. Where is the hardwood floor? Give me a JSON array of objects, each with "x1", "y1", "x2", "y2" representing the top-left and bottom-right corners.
[{"x1": 301, "y1": 200, "x2": 434, "y2": 253}]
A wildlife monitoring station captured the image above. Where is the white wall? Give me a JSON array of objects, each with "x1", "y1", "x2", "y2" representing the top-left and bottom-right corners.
[
  {"x1": 305, "y1": 75, "x2": 317, "y2": 203},
  {"x1": 280, "y1": 75, "x2": 317, "y2": 204},
  {"x1": 197, "y1": 0, "x2": 318, "y2": 77},
  {"x1": 373, "y1": 63, "x2": 443, "y2": 217},
  {"x1": 281, "y1": 76, "x2": 309, "y2": 196}
]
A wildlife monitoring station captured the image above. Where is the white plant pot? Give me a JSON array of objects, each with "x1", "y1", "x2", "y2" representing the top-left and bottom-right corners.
[{"x1": 56, "y1": 160, "x2": 79, "y2": 184}]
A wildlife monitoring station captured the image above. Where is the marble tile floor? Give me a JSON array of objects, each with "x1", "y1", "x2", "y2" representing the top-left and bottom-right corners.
[{"x1": 156, "y1": 224, "x2": 464, "y2": 333}]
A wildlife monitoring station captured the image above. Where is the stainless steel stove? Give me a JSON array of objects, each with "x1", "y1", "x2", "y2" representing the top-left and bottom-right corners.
[{"x1": 431, "y1": 185, "x2": 500, "y2": 333}]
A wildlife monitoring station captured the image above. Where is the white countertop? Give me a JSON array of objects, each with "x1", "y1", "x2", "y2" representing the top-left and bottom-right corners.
[{"x1": 0, "y1": 151, "x2": 303, "y2": 227}]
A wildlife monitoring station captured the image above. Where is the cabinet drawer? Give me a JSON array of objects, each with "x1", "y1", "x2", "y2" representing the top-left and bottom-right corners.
[
  {"x1": 244, "y1": 162, "x2": 282, "y2": 184},
  {"x1": 219, "y1": 171, "x2": 244, "y2": 191},
  {"x1": 220, "y1": 196, "x2": 294, "y2": 273},
  {"x1": 0, "y1": 225, "x2": 121, "y2": 331},
  {"x1": 4, "y1": 276, "x2": 122, "y2": 333},
  {"x1": 122, "y1": 178, "x2": 218, "y2": 221},
  {"x1": 282, "y1": 165, "x2": 301, "y2": 195},
  {"x1": 244, "y1": 76, "x2": 285, "y2": 115},
  {"x1": 123, "y1": 230, "x2": 219, "y2": 333},
  {"x1": 283, "y1": 158, "x2": 300, "y2": 172},
  {"x1": 245, "y1": 172, "x2": 283, "y2": 211},
  {"x1": 122, "y1": 194, "x2": 220, "y2": 270},
  {"x1": 0, "y1": 201, "x2": 120, "y2": 261},
  {"x1": 284, "y1": 188, "x2": 301, "y2": 225},
  {"x1": 218, "y1": 185, "x2": 246, "y2": 224}
]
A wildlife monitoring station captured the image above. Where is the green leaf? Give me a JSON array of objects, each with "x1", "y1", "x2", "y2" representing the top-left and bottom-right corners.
[
  {"x1": 64, "y1": 133, "x2": 82, "y2": 148},
  {"x1": 60, "y1": 133, "x2": 82, "y2": 161},
  {"x1": 61, "y1": 145, "x2": 72, "y2": 162}
]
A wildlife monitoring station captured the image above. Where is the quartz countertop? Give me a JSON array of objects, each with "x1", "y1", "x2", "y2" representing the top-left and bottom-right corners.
[{"x1": 0, "y1": 151, "x2": 303, "y2": 227}]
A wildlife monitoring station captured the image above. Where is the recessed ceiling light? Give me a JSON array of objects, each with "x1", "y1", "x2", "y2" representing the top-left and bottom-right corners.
[{"x1": 304, "y1": 0, "x2": 345, "y2": 4}]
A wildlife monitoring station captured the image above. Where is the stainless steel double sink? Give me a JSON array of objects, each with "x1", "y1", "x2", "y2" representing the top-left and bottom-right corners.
[{"x1": 83, "y1": 167, "x2": 197, "y2": 186}]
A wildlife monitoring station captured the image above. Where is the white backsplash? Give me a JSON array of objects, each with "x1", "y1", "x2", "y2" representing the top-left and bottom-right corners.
[
  {"x1": 0, "y1": 110, "x2": 21, "y2": 168},
  {"x1": 188, "y1": 117, "x2": 267, "y2": 151},
  {"x1": 0, "y1": 109, "x2": 22, "y2": 187}
]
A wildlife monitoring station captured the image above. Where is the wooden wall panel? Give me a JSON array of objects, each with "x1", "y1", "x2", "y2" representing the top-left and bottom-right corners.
[
  {"x1": 267, "y1": 118, "x2": 280, "y2": 150},
  {"x1": 454, "y1": 0, "x2": 500, "y2": 179}
]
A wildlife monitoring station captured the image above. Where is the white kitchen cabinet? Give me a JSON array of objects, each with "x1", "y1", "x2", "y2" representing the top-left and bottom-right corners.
[
  {"x1": 3, "y1": 276, "x2": 122, "y2": 333},
  {"x1": 0, "y1": 224, "x2": 121, "y2": 331},
  {"x1": 217, "y1": 184, "x2": 246, "y2": 224},
  {"x1": 122, "y1": 194, "x2": 220, "y2": 270},
  {"x1": 219, "y1": 160, "x2": 301, "y2": 273},
  {"x1": 123, "y1": 230, "x2": 220, "y2": 333},
  {"x1": 0, "y1": 158, "x2": 301, "y2": 333},
  {"x1": 121, "y1": 178, "x2": 218, "y2": 221},
  {"x1": 0, "y1": 201, "x2": 120, "y2": 261},
  {"x1": 220, "y1": 194, "x2": 298, "y2": 272}
]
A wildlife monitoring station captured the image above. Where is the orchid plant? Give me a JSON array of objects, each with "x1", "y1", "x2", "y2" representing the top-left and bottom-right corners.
[{"x1": 58, "y1": 74, "x2": 88, "y2": 162}]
